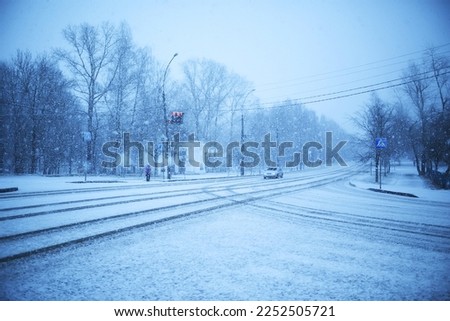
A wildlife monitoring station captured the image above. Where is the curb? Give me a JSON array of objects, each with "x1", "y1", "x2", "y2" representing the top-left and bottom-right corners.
[
  {"x1": 0, "y1": 187, "x2": 19, "y2": 193},
  {"x1": 349, "y1": 181, "x2": 418, "y2": 198},
  {"x1": 367, "y1": 188, "x2": 418, "y2": 198},
  {"x1": 70, "y1": 181, "x2": 126, "y2": 184}
]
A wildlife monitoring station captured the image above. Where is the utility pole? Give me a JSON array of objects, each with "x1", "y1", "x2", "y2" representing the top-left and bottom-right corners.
[
  {"x1": 240, "y1": 89, "x2": 255, "y2": 176},
  {"x1": 162, "y1": 53, "x2": 178, "y2": 180},
  {"x1": 240, "y1": 114, "x2": 244, "y2": 176},
  {"x1": 375, "y1": 137, "x2": 387, "y2": 189}
]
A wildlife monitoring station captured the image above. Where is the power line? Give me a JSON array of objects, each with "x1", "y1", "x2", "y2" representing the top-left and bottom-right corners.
[
  {"x1": 240, "y1": 69, "x2": 450, "y2": 111},
  {"x1": 295, "y1": 70, "x2": 436, "y2": 101},
  {"x1": 257, "y1": 43, "x2": 450, "y2": 90},
  {"x1": 301, "y1": 72, "x2": 448, "y2": 105},
  {"x1": 254, "y1": 44, "x2": 450, "y2": 104},
  {"x1": 260, "y1": 48, "x2": 450, "y2": 98}
]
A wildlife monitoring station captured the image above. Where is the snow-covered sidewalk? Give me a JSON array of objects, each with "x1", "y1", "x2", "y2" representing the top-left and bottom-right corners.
[
  {"x1": 350, "y1": 164, "x2": 449, "y2": 202},
  {"x1": 0, "y1": 172, "x2": 242, "y2": 194}
]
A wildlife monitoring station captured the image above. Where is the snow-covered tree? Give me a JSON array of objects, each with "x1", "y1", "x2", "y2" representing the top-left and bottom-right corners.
[
  {"x1": 55, "y1": 22, "x2": 123, "y2": 172},
  {"x1": 0, "y1": 51, "x2": 81, "y2": 174},
  {"x1": 352, "y1": 93, "x2": 394, "y2": 182}
]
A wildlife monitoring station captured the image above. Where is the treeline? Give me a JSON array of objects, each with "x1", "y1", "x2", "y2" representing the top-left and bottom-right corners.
[
  {"x1": 353, "y1": 49, "x2": 450, "y2": 188},
  {"x1": 0, "y1": 52, "x2": 82, "y2": 174},
  {"x1": 0, "y1": 21, "x2": 352, "y2": 175}
]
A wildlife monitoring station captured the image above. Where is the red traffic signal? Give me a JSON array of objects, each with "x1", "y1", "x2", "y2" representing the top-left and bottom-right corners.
[{"x1": 170, "y1": 111, "x2": 184, "y2": 124}]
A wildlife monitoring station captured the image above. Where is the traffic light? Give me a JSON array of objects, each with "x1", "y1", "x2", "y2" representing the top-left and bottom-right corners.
[{"x1": 170, "y1": 111, "x2": 184, "y2": 124}]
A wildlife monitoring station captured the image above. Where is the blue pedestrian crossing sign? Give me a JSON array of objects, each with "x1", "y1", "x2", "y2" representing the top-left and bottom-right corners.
[{"x1": 375, "y1": 137, "x2": 388, "y2": 149}]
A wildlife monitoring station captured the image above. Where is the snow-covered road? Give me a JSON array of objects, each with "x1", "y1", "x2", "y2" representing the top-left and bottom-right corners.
[{"x1": 0, "y1": 165, "x2": 449, "y2": 300}]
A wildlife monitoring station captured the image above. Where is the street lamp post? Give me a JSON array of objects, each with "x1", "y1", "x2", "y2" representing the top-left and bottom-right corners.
[
  {"x1": 162, "y1": 53, "x2": 178, "y2": 180},
  {"x1": 240, "y1": 89, "x2": 255, "y2": 176}
]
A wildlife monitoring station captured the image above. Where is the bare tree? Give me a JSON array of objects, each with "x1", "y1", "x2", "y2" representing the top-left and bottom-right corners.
[
  {"x1": 55, "y1": 22, "x2": 122, "y2": 172},
  {"x1": 103, "y1": 23, "x2": 142, "y2": 140},
  {"x1": 34, "y1": 56, "x2": 82, "y2": 175},
  {"x1": 182, "y1": 59, "x2": 243, "y2": 141},
  {"x1": 403, "y1": 62, "x2": 432, "y2": 175},
  {"x1": 352, "y1": 93, "x2": 394, "y2": 182},
  {"x1": 0, "y1": 62, "x2": 10, "y2": 173},
  {"x1": 427, "y1": 48, "x2": 449, "y2": 112},
  {"x1": 425, "y1": 49, "x2": 450, "y2": 177},
  {"x1": 0, "y1": 51, "x2": 81, "y2": 174},
  {"x1": 101, "y1": 26, "x2": 162, "y2": 174}
]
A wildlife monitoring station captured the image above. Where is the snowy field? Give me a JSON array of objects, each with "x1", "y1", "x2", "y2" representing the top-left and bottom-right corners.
[{"x1": 0, "y1": 164, "x2": 449, "y2": 300}]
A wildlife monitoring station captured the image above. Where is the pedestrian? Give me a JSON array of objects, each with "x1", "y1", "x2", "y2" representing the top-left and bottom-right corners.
[{"x1": 145, "y1": 164, "x2": 151, "y2": 182}]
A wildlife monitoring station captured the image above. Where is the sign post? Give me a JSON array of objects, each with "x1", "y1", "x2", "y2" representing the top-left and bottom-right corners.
[
  {"x1": 375, "y1": 138, "x2": 388, "y2": 190},
  {"x1": 82, "y1": 132, "x2": 92, "y2": 182}
]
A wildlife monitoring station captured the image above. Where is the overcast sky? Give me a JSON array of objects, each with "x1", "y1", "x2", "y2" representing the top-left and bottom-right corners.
[{"x1": 1, "y1": 0, "x2": 450, "y2": 132}]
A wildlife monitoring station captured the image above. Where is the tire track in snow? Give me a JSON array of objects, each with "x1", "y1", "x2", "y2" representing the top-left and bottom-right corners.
[{"x1": 0, "y1": 168, "x2": 360, "y2": 262}]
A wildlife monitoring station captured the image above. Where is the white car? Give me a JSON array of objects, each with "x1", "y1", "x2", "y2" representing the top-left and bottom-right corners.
[{"x1": 263, "y1": 167, "x2": 283, "y2": 179}]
